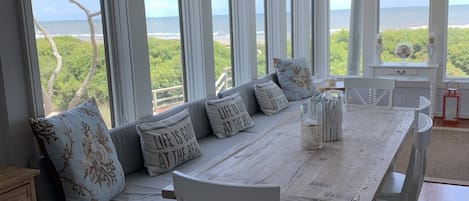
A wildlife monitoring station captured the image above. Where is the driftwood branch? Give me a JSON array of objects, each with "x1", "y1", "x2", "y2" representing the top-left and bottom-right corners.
[
  {"x1": 34, "y1": 18, "x2": 63, "y2": 114},
  {"x1": 67, "y1": 0, "x2": 102, "y2": 109}
]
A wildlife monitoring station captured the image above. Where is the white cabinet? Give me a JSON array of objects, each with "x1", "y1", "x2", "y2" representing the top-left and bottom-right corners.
[{"x1": 370, "y1": 62, "x2": 438, "y2": 117}]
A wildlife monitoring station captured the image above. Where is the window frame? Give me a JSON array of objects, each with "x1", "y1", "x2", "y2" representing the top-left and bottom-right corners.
[
  {"x1": 22, "y1": 0, "x2": 304, "y2": 128},
  {"x1": 372, "y1": 0, "x2": 469, "y2": 88},
  {"x1": 316, "y1": 0, "x2": 469, "y2": 88},
  {"x1": 23, "y1": 0, "x2": 122, "y2": 126},
  {"x1": 443, "y1": 0, "x2": 469, "y2": 82}
]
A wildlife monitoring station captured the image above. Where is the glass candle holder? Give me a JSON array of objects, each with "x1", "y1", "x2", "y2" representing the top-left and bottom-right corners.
[{"x1": 300, "y1": 96, "x2": 323, "y2": 150}]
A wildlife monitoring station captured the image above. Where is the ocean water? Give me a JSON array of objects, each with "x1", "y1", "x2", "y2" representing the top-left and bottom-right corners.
[
  {"x1": 35, "y1": 14, "x2": 273, "y2": 40},
  {"x1": 35, "y1": 5, "x2": 469, "y2": 39}
]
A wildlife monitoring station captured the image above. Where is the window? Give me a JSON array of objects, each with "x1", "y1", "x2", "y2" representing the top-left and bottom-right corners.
[
  {"x1": 256, "y1": 0, "x2": 267, "y2": 77},
  {"x1": 379, "y1": 0, "x2": 429, "y2": 63},
  {"x1": 329, "y1": 0, "x2": 351, "y2": 76},
  {"x1": 446, "y1": 0, "x2": 469, "y2": 78},
  {"x1": 144, "y1": 0, "x2": 185, "y2": 113},
  {"x1": 31, "y1": 0, "x2": 112, "y2": 127},
  {"x1": 212, "y1": 0, "x2": 233, "y2": 92}
]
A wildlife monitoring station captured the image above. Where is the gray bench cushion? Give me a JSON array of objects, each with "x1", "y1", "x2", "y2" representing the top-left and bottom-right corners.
[
  {"x1": 111, "y1": 98, "x2": 213, "y2": 175},
  {"x1": 112, "y1": 101, "x2": 301, "y2": 201},
  {"x1": 242, "y1": 99, "x2": 304, "y2": 134},
  {"x1": 112, "y1": 132, "x2": 258, "y2": 201},
  {"x1": 218, "y1": 74, "x2": 278, "y2": 115}
]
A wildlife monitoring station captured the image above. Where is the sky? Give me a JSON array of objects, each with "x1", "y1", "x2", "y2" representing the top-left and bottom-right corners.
[{"x1": 32, "y1": 0, "x2": 469, "y2": 21}]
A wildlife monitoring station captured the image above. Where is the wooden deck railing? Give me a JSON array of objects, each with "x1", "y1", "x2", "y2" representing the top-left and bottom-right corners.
[{"x1": 152, "y1": 68, "x2": 232, "y2": 112}]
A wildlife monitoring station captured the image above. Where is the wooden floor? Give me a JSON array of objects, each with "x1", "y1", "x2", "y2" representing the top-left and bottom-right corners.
[
  {"x1": 395, "y1": 121, "x2": 469, "y2": 200},
  {"x1": 419, "y1": 182, "x2": 469, "y2": 201}
]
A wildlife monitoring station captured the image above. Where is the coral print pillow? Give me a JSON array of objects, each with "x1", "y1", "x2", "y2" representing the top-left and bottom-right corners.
[
  {"x1": 274, "y1": 57, "x2": 318, "y2": 101},
  {"x1": 29, "y1": 98, "x2": 125, "y2": 201}
]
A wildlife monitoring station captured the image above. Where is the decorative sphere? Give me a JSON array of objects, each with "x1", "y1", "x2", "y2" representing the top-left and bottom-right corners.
[{"x1": 394, "y1": 43, "x2": 413, "y2": 59}]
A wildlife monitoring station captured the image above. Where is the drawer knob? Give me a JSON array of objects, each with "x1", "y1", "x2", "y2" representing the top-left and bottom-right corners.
[{"x1": 397, "y1": 70, "x2": 406, "y2": 75}]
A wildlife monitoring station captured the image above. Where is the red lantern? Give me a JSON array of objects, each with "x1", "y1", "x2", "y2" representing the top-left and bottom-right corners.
[{"x1": 442, "y1": 81, "x2": 460, "y2": 124}]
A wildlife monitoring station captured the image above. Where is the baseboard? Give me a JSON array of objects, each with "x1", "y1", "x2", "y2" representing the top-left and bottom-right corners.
[
  {"x1": 425, "y1": 176, "x2": 469, "y2": 186},
  {"x1": 433, "y1": 126, "x2": 469, "y2": 132},
  {"x1": 433, "y1": 113, "x2": 469, "y2": 120}
]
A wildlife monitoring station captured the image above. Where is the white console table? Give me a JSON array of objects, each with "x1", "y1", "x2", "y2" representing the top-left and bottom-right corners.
[{"x1": 369, "y1": 62, "x2": 438, "y2": 117}]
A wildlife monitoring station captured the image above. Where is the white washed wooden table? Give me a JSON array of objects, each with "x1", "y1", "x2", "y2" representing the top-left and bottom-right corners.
[{"x1": 163, "y1": 105, "x2": 414, "y2": 201}]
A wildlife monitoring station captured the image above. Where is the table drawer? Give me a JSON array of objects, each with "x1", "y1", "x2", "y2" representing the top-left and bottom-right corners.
[
  {"x1": 374, "y1": 68, "x2": 417, "y2": 76},
  {"x1": 0, "y1": 184, "x2": 33, "y2": 201}
]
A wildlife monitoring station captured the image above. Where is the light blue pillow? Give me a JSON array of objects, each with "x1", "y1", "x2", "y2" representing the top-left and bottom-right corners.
[
  {"x1": 29, "y1": 98, "x2": 125, "y2": 201},
  {"x1": 274, "y1": 57, "x2": 317, "y2": 100}
]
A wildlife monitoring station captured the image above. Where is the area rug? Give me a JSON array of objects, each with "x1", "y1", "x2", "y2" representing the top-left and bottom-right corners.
[{"x1": 395, "y1": 127, "x2": 469, "y2": 185}]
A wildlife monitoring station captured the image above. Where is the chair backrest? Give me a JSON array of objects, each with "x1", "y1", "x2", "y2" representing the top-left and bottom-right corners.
[
  {"x1": 414, "y1": 96, "x2": 431, "y2": 130},
  {"x1": 172, "y1": 171, "x2": 280, "y2": 201},
  {"x1": 343, "y1": 77, "x2": 396, "y2": 107},
  {"x1": 401, "y1": 112, "x2": 433, "y2": 201},
  {"x1": 416, "y1": 96, "x2": 431, "y2": 116}
]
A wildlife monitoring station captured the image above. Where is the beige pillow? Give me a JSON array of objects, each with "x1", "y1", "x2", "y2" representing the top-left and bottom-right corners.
[
  {"x1": 136, "y1": 109, "x2": 202, "y2": 176},
  {"x1": 206, "y1": 92, "x2": 254, "y2": 138},
  {"x1": 254, "y1": 80, "x2": 289, "y2": 115},
  {"x1": 274, "y1": 57, "x2": 318, "y2": 100}
]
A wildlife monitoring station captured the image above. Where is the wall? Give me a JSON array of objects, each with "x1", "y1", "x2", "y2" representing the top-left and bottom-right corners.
[
  {"x1": 0, "y1": 0, "x2": 37, "y2": 167},
  {"x1": 395, "y1": 83, "x2": 469, "y2": 118},
  {"x1": 0, "y1": 58, "x2": 8, "y2": 166}
]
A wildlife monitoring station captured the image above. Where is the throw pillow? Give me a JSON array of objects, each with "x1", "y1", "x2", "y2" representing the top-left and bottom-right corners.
[
  {"x1": 254, "y1": 80, "x2": 289, "y2": 115},
  {"x1": 274, "y1": 57, "x2": 318, "y2": 100},
  {"x1": 136, "y1": 108, "x2": 201, "y2": 176},
  {"x1": 29, "y1": 98, "x2": 125, "y2": 201},
  {"x1": 206, "y1": 92, "x2": 254, "y2": 138}
]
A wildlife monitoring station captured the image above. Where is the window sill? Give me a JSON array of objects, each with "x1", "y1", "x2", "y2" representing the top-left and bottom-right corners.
[{"x1": 370, "y1": 62, "x2": 438, "y2": 69}]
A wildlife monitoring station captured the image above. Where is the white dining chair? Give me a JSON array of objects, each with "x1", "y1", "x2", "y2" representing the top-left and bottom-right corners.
[
  {"x1": 376, "y1": 112, "x2": 433, "y2": 201},
  {"x1": 415, "y1": 96, "x2": 431, "y2": 129},
  {"x1": 343, "y1": 77, "x2": 396, "y2": 107},
  {"x1": 172, "y1": 171, "x2": 280, "y2": 201},
  {"x1": 416, "y1": 96, "x2": 431, "y2": 115}
]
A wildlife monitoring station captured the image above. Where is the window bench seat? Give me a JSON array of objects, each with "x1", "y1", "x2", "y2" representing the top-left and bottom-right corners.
[{"x1": 34, "y1": 73, "x2": 306, "y2": 201}]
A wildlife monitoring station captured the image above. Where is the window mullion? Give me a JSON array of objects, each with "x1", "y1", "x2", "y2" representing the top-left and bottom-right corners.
[
  {"x1": 231, "y1": 0, "x2": 257, "y2": 85},
  {"x1": 347, "y1": 0, "x2": 362, "y2": 76},
  {"x1": 292, "y1": 0, "x2": 312, "y2": 66},
  {"x1": 313, "y1": 0, "x2": 329, "y2": 78},
  {"x1": 429, "y1": 0, "x2": 447, "y2": 85},
  {"x1": 361, "y1": 0, "x2": 379, "y2": 77},
  {"x1": 266, "y1": 0, "x2": 287, "y2": 73},
  {"x1": 104, "y1": 0, "x2": 153, "y2": 125},
  {"x1": 180, "y1": 0, "x2": 216, "y2": 100}
]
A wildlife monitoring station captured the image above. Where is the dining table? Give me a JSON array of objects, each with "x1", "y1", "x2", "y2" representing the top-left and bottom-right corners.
[{"x1": 162, "y1": 104, "x2": 415, "y2": 201}]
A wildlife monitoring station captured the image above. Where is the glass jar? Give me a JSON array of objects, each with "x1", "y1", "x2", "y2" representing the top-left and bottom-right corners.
[{"x1": 300, "y1": 95, "x2": 323, "y2": 150}]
